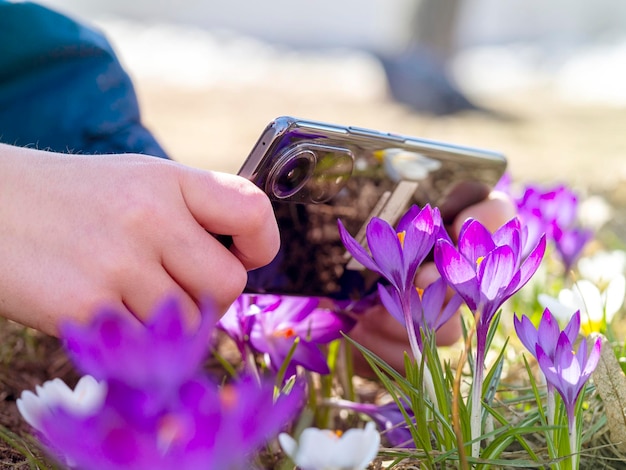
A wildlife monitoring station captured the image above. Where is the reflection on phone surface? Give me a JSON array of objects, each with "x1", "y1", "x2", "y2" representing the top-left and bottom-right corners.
[{"x1": 241, "y1": 117, "x2": 506, "y2": 300}]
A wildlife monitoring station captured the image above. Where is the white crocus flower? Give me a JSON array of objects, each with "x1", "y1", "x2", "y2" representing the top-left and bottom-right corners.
[
  {"x1": 279, "y1": 421, "x2": 380, "y2": 470},
  {"x1": 577, "y1": 250, "x2": 626, "y2": 287},
  {"x1": 17, "y1": 375, "x2": 107, "y2": 432},
  {"x1": 538, "y1": 276, "x2": 625, "y2": 333}
]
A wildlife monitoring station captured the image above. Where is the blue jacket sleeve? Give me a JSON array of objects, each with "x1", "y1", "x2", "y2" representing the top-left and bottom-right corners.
[{"x1": 0, "y1": 1, "x2": 169, "y2": 158}]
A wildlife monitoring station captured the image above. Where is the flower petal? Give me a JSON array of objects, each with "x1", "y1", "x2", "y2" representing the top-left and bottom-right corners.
[
  {"x1": 457, "y1": 219, "x2": 496, "y2": 263},
  {"x1": 434, "y1": 239, "x2": 479, "y2": 311},
  {"x1": 366, "y1": 217, "x2": 406, "y2": 289},
  {"x1": 337, "y1": 219, "x2": 381, "y2": 274}
]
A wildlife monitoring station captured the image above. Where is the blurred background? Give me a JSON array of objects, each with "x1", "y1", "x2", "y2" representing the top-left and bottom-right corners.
[{"x1": 36, "y1": 0, "x2": 626, "y2": 194}]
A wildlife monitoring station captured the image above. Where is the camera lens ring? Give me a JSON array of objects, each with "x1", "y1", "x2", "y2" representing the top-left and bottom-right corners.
[{"x1": 266, "y1": 148, "x2": 316, "y2": 200}]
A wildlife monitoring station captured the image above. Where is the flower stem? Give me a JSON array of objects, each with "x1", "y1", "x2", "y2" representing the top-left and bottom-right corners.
[
  {"x1": 470, "y1": 328, "x2": 486, "y2": 459},
  {"x1": 402, "y1": 291, "x2": 438, "y2": 410},
  {"x1": 547, "y1": 385, "x2": 555, "y2": 427},
  {"x1": 568, "y1": 409, "x2": 579, "y2": 470}
]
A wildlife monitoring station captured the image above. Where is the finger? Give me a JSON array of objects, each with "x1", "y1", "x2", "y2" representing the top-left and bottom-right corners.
[
  {"x1": 118, "y1": 264, "x2": 201, "y2": 327},
  {"x1": 435, "y1": 310, "x2": 462, "y2": 346},
  {"x1": 160, "y1": 221, "x2": 248, "y2": 314},
  {"x1": 348, "y1": 309, "x2": 407, "y2": 375},
  {"x1": 349, "y1": 305, "x2": 410, "y2": 344},
  {"x1": 451, "y1": 191, "x2": 517, "y2": 240},
  {"x1": 415, "y1": 262, "x2": 442, "y2": 290},
  {"x1": 178, "y1": 169, "x2": 280, "y2": 270}
]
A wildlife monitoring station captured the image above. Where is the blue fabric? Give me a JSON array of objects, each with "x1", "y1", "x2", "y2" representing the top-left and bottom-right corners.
[{"x1": 0, "y1": 1, "x2": 168, "y2": 157}]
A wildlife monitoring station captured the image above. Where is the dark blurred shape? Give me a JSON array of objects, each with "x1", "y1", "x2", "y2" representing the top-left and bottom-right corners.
[
  {"x1": 378, "y1": 46, "x2": 481, "y2": 115},
  {"x1": 378, "y1": 0, "x2": 481, "y2": 115}
]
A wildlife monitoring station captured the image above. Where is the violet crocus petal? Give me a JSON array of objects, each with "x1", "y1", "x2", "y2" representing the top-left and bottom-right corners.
[
  {"x1": 421, "y1": 277, "x2": 462, "y2": 331},
  {"x1": 396, "y1": 204, "x2": 423, "y2": 233},
  {"x1": 420, "y1": 277, "x2": 447, "y2": 320},
  {"x1": 251, "y1": 320, "x2": 331, "y2": 375},
  {"x1": 433, "y1": 293, "x2": 463, "y2": 331},
  {"x1": 62, "y1": 297, "x2": 215, "y2": 389},
  {"x1": 272, "y1": 296, "x2": 319, "y2": 324},
  {"x1": 554, "y1": 225, "x2": 593, "y2": 272},
  {"x1": 537, "y1": 308, "x2": 560, "y2": 358},
  {"x1": 294, "y1": 309, "x2": 355, "y2": 344},
  {"x1": 517, "y1": 234, "x2": 547, "y2": 288},
  {"x1": 457, "y1": 219, "x2": 496, "y2": 264},
  {"x1": 337, "y1": 219, "x2": 381, "y2": 275},
  {"x1": 179, "y1": 375, "x2": 304, "y2": 468},
  {"x1": 39, "y1": 404, "x2": 161, "y2": 469},
  {"x1": 366, "y1": 217, "x2": 406, "y2": 289},
  {"x1": 377, "y1": 284, "x2": 405, "y2": 326},
  {"x1": 492, "y1": 218, "x2": 522, "y2": 255},
  {"x1": 536, "y1": 345, "x2": 565, "y2": 399},
  {"x1": 513, "y1": 314, "x2": 539, "y2": 357},
  {"x1": 478, "y1": 245, "x2": 516, "y2": 302},
  {"x1": 563, "y1": 310, "x2": 582, "y2": 345},
  {"x1": 401, "y1": 205, "x2": 441, "y2": 282},
  {"x1": 550, "y1": 333, "x2": 583, "y2": 406},
  {"x1": 434, "y1": 239, "x2": 480, "y2": 311},
  {"x1": 581, "y1": 337, "x2": 602, "y2": 377},
  {"x1": 290, "y1": 342, "x2": 331, "y2": 375}
]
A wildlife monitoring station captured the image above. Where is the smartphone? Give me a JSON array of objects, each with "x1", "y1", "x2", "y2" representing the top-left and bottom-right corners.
[{"x1": 237, "y1": 116, "x2": 507, "y2": 300}]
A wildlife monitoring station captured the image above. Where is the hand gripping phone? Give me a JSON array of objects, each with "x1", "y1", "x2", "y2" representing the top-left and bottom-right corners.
[{"x1": 237, "y1": 116, "x2": 507, "y2": 300}]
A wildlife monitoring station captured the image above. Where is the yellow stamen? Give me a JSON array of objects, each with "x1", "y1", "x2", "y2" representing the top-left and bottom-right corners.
[
  {"x1": 323, "y1": 429, "x2": 344, "y2": 439},
  {"x1": 476, "y1": 256, "x2": 485, "y2": 267},
  {"x1": 416, "y1": 287, "x2": 424, "y2": 299},
  {"x1": 397, "y1": 231, "x2": 406, "y2": 248}
]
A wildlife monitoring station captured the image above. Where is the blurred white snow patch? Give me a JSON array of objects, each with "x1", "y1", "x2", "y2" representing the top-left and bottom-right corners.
[
  {"x1": 453, "y1": 39, "x2": 626, "y2": 107},
  {"x1": 555, "y1": 40, "x2": 626, "y2": 106},
  {"x1": 451, "y1": 44, "x2": 549, "y2": 96},
  {"x1": 95, "y1": 17, "x2": 387, "y2": 100}
]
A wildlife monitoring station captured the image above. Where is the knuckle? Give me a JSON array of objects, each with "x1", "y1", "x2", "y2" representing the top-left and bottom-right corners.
[
  {"x1": 241, "y1": 187, "x2": 275, "y2": 229},
  {"x1": 119, "y1": 189, "x2": 162, "y2": 230}
]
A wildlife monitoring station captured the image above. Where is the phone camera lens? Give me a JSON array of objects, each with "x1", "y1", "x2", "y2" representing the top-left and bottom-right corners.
[{"x1": 269, "y1": 149, "x2": 315, "y2": 199}]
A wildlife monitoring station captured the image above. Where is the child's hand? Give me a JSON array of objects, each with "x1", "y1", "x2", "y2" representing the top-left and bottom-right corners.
[{"x1": 0, "y1": 145, "x2": 279, "y2": 335}]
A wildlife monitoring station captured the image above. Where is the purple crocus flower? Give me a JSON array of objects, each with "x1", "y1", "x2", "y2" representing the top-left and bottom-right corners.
[
  {"x1": 514, "y1": 308, "x2": 581, "y2": 362},
  {"x1": 61, "y1": 297, "x2": 216, "y2": 402},
  {"x1": 218, "y1": 294, "x2": 281, "y2": 358},
  {"x1": 434, "y1": 216, "x2": 546, "y2": 457},
  {"x1": 517, "y1": 184, "x2": 579, "y2": 235},
  {"x1": 536, "y1": 330, "x2": 601, "y2": 467},
  {"x1": 38, "y1": 375, "x2": 304, "y2": 470},
  {"x1": 338, "y1": 205, "x2": 446, "y2": 409},
  {"x1": 434, "y1": 217, "x2": 546, "y2": 336},
  {"x1": 27, "y1": 296, "x2": 305, "y2": 469},
  {"x1": 516, "y1": 184, "x2": 591, "y2": 270},
  {"x1": 220, "y1": 294, "x2": 355, "y2": 377},
  {"x1": 537, "y1": 333, "x2": 601, "y2": 419},
  {"x1": 338, "y1": 205, "x2": 443, "y2": 360},
  {"x1": 514, "y1": 308, "x2": 581, "y2": 425},
  {"x1": 378, "y1": 278, "x2": 463, "y2": 348},
  {"x1": 552, "y1": 225, "x2": 594, "y2": 273},
  {"x1": 338, "y1": 204, "x2": 443, "y2": 294}
]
